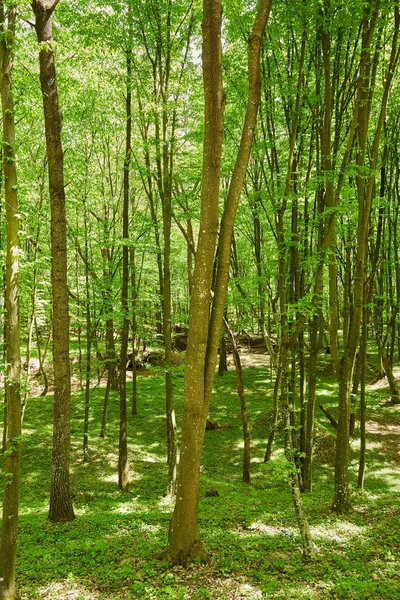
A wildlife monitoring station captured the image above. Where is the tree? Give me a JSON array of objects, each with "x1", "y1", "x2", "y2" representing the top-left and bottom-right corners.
[
  {"x1": 163, "y1": 0, "x2": 224, "y2": 565},
  {"x1": 164, "y1": 0, "x2": 272, "y2": 565},
  {"x1": 0, "y1": 3, "x2": 22, "y2": 598},
  {"x1": 333, "y1": 0, "x2": 400, "y2": 513},
  {"x1": 32, "y1": 0, "x2": 75, "y2": 522},
  {"x1": 118, "y1": 9, "x2": 132, "y2": 491}
]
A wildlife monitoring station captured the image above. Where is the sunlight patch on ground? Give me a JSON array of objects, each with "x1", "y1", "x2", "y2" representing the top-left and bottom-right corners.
[
  {"x1": 138, "y1": 522, "x2": 161, "y2": 533},
  {"x1": 234, "y1": 521, "x2": 285, "y2": 537},
  {"x1": 367, "y1": 421, "x2": 400, "y2": 437},
  {"x1": 366, "y1": 468, "x2": 400, "y2": 491},
  {"x1": 158, "y1": 495, "x2": 175, "y2": 510},
  {"x1": 232, "y1": 581, "x2": 263, "y2": 599},
  {"x1": 251, "y1": 457, "x2": 267, "y2": 464},
  {"x1": 233, "y1": 519, "x2": 367, "y2": 546},
  {"x1": 19, "y1": 505, "x2": 48, "y2": 517},
  {"x1": 113, "y1": 502, "x2": 137, "y2": 514},
  {"x1": 130, "y1": 449, "x2": 161, "y2": 462},
  {"x1": 319, "y1": 388, "x2": 334, "y2": 397},
  {"x1": 232, "y1": 438, "x2": 267, "y2": 450},
  {"x1": 36, "y1": 577, "x2": 98, "y2": 600},
  {"x1": 311, "y1": 521, "x2": 367, "y2": 544}
]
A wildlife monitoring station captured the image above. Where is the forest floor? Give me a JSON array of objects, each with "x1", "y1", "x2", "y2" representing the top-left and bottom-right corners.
[{"x1": 2, "y1": 352, "x2": 400, "y2": 599}]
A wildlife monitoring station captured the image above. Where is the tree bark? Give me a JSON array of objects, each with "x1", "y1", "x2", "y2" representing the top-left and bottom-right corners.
[
  {"x1": 118, "y1": 40, "x2": 132, "y2": 491},
  {"x1": 223, "y1": 317, "x2": 251, "y2": 483},
  {"x1": 164, "y1": 0, "x2": 272, "y2": 566},
  {"x1": 0, "y1": 5, "x2": 22, "y2": 597},
  {"x1": 164, "y1": 0, "x2": 225, "y2": 565},
  {"x1": 32, "y1": 0, "x2": 75, "y2": 522}
]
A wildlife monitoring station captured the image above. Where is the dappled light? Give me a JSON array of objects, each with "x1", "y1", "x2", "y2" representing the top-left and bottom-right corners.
[
  {"x1": 1, "y1": 0, "x2": 400, "y2": 597},
  {"x1": 1, "y1": 358, "x2": 400, "y2": 598}
]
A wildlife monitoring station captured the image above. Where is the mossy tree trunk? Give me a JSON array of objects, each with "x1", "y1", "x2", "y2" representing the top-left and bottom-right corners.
[
  {"x1": 165, "y1": 0, "x2": 272, "y2": 565},
  {"x1": 165, "y1": 0, "x2": 225, "y2": 564},
  {"x1": 0, "y1": 4, "x2": 22, "y2": 598}
]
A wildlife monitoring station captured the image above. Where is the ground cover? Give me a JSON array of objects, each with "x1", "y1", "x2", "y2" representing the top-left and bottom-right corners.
[{"x1": 1, "y1": 363, "x2": 400, "y2": 599}]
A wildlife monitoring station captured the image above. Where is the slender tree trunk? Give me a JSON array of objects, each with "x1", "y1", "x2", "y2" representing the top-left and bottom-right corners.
[
  {"x1": 358, "y1": 304, "x2": 368, "y2": 488},
  {"x1": 99, "y1": 373, "x2": 111, "y2": 439},
  {"x1": 264, "y1": 367, "x2": 281, "y2": 462},
  {"x1": 118, "y1": 42, "x2": 132, "y2": 491},
  {"x1": 218, "y1": 329, "x2": 228, "y2": 376},
  {"x1": 333, "y1": 1, "x2": 399, "y2": 512},
  {"x1": 160, "y1": 67, "x2": 178, "y2": 498},
  {"x1": 130, "y1": 245, "x2": 137, "y2": 416},
  {"x1": 35, "y1": 317, "x2": 50, "y2": 397},
  {"x1": 32, "y1": 0, "x2": 75, "y2": 522},
  {"x1": 277, "y1": 211, "x2": 314, "y2": 561},
  {"x1": 0, "y1": 5, "x2": 22, "y2": 598},
  {"x1": 224, "y1": 317, "x2": 250, "y2": 483},
  {"x1": 303, "y1": 313, "x2": 323, "y2": 492},
  {"x1": 83, "y1": 200, "x2": 91, "y2": 462},
  {"x1": 204, "y1": 0, "x2": 273, "y2": 405}
]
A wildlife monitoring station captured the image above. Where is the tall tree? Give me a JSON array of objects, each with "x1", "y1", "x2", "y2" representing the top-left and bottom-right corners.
[
  {"x1": 0, "y1": 3, "x2": 22, "y2": 598},
  {"x1": 118, "y1": 12, "x2": 132, "y2": 491},
  {"x1": 164, "y1": 0, "x2": 272, "y2": 565},
  {"x1": 333, "y1": 0, "x2": 400, "y2": 512},
  {"x1": 164, "y1": 0, "x2": 225, "y2": 565},
  {"x1": 32, "y1": 0, "x2": 75, "y2": 522}
]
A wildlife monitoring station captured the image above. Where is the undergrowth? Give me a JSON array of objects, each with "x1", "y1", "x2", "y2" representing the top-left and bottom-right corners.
[{"x1": 1, "y1": 365, "x2": 399, "y2": 599}]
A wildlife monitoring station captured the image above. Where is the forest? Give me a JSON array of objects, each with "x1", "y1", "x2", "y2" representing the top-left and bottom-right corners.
[{"x1": 1, "y1": 0, "x2": 400, "y2": 598}]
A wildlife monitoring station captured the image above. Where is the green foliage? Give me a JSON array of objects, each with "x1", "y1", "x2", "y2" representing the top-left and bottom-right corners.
[{"x1": 0, "y1": 365, "x2": 398, "y2": 599}]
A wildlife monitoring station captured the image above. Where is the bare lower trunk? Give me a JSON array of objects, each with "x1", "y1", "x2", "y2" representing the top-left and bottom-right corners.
[
  {"x1": 32, "y1": 0, "x2": 75, "y2": 523},
  {"x1": 358, "y1": 305, "x2": 368, "y2": 488},
  {"x1": 264, "y1": 368, "x2": 280, "y2": 462},
  {"x1": 118, "y1": 43, "x2": 132, "y2": 491},
  {"x1": 224, "y1": 317, "x2": 250, "y2": 483}
]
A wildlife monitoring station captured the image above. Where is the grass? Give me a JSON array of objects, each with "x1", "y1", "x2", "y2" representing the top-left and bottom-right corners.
[{"x1": 1, "y1": 362, "x2": 400, "y2": 599}]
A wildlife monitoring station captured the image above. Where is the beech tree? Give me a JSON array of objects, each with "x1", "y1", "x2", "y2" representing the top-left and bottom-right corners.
[
  {"x1": 333, "y1": 0, "x2": 400, "y2": 513},
  {"x1": 0, "y1": 4, "x2": 22, "y2": 598},
  {"x1": 32, "y1": 0, "x2": 75, "y2": 522},
  {"x1": 164, "y1": 0, "x2": 272, "y2": 565}
]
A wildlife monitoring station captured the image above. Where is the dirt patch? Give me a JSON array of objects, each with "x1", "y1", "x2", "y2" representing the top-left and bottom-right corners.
[{"x1": 226, "y1": 351, "x2": 271, "y2": 369}]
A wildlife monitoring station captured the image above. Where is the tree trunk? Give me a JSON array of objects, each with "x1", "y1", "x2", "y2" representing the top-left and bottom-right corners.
[
  {"x1": 82, "y1": 199, "x2": 91, "y2": 462},
  {"x1": 130, "y1": 245, "x2": 138, "y2": 416},
  {"x1": 303, "y1": 313, "x2": 323, "y2": 492},
  {"x1": 264, "y1": 367, "x2": 281, "y2": 462},
  {"x1": 164, "y1": 0, "x2": 272, "y2": 566},
  {"x1": 0, "y1": 5, "x2": 22, "y2": 597},
  {"x1": 358, "y1": 304, "x2": 368, "y2": 488},
  {"x1": 224, "y1": 317, "x2": 250, "y2": 484},
  {"x1": 333, "y1": 1, "x2": 399, "y2": 512},
  {"x1": 218, "y1": 330, "x2": 228, "y2": 376},
  {"x1": 164, "y1": 0, "x2": 225, "y2": 566},
  {"x1": 99, "y1": 373, "x2": 111, "y2": 439},
  {"x1": 32, "y1": 0, "x2": 75, "y2": 523},
  {"x1": 118, "y1": 42, "x2": 132, "y2": 491}
]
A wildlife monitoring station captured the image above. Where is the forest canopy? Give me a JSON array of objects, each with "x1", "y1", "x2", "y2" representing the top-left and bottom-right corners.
[{"x1": 1, "y1": 0, "x2": 400, "y2": 598}]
